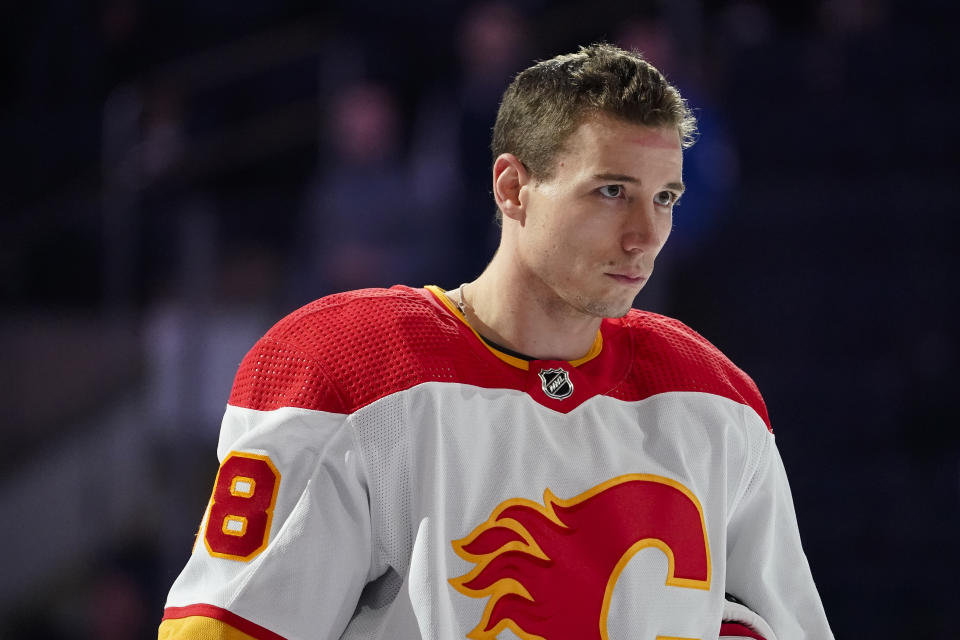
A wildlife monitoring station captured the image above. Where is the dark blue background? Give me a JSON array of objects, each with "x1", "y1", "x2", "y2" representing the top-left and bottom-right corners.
[{"x1": 1, "y1": 1, "x2": 956, "y2": 637}]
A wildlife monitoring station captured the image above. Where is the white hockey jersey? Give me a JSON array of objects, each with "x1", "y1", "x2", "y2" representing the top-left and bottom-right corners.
[{"x1": 159, "y1": 285, "x2": 833, "y2": 640}]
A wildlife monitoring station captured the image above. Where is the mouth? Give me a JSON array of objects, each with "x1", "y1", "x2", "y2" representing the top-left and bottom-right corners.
[{"x1": 606, "y1": 273, "x2": 647, "y2": 286}]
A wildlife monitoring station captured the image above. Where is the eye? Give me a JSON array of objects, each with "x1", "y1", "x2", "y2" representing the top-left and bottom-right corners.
[
  {"x1": 654, "y1": 190, "x2": 678, "y2": 207},
  {"x1": 598, "y1": 185, "x2": 625, "y2": 199}
]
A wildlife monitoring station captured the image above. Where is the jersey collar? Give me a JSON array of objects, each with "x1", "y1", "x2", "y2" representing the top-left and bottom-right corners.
[{"x1": 425, "y1": 285, "x2": 603, "y2": 371}]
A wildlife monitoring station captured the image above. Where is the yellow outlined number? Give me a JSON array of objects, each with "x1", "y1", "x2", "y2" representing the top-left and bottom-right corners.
[{"x1": 204, "y1": 452, "x2": 280, "y2": 561}]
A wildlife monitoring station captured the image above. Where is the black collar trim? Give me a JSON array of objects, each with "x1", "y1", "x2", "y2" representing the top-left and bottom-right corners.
[{"x1": 476, "y1": 332, "x2": 536, "y2": 362}]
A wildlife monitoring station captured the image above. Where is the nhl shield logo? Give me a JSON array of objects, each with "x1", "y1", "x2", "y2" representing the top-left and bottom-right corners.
[{"x1": 539, "y1": 367, "x2": 574, "y2": 400}]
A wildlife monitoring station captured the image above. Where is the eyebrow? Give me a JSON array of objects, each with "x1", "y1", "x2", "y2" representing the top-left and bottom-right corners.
[{"x1": 593, "y1": 173, "x2": 686, "y2": 193}]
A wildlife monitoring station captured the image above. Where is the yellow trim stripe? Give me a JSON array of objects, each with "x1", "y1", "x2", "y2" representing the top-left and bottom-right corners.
[
  {"x1": 159, "y1": 616, "x2": 260, "y2": 640},
  {"x1": 569, "y1": 329, "x2": 603, "y2": 367},
  {"x1": 424, "y1": 285, "x2": 603, "y2": 370}
]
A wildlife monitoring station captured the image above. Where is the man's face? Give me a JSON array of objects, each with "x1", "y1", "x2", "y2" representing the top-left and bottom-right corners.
[{"x1": 515, "y1": 114, "x2": 684, "y2": 319}]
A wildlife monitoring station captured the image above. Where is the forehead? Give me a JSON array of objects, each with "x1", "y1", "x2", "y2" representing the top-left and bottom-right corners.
[{"x1": 555, "y1": 115, "x2": 682, "y2": 170}]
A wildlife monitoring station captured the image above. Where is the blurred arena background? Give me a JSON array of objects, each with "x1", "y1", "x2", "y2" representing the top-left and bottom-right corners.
[{"x1": 1, "y1": 1, "x2": 957, "y2": 637}]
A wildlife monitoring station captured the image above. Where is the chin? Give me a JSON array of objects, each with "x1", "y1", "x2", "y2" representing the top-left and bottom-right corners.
[
  {"x1": 581, "y1": 297, "x2": 634, "y2": 319},
  {"x1": 606, "y1": 303, "x2": 634, "y2": 319}
]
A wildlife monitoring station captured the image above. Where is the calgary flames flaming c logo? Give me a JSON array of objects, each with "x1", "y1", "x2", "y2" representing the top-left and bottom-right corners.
[{"x1": 449, "y1": 474, "x2": 711, "y2": 640}]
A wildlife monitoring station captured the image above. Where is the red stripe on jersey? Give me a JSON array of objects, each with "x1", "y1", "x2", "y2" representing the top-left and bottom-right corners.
[
  {"x1": 228, "y1": 286, "x2": 769, "y2": 428},
  {"x1": 162, "y1": 604, "x2": 286, "y2": 640},
  {"x1": 719, "y1": 621, "x2": 768, "y2": 639}
]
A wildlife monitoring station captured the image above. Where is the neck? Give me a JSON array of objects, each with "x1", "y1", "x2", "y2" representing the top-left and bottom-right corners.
[{"x1": 458, "y1": 254, "x2": 602, "y2": 362}]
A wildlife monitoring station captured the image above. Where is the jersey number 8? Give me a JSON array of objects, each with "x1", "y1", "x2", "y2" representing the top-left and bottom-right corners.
[{"x1": 203, "y1": 452, "x2": 281, "y2": 561}]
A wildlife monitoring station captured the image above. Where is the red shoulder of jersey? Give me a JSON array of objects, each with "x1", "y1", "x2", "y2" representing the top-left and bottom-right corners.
[
  {"x1": 228, "y1": 285, "x2": 471, "y2": 414},
  {"x1": 606, "y1": 309, "x2": 771, "y2": 431},
  {"x1": 228, "y1": 287, "x2": 770, "y2": 430}
]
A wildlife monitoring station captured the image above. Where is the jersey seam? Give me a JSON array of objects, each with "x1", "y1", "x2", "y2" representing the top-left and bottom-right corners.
[
  {"x1": 345, "y1": 407, "x2": 395, "y2": 583},
  {"x1": 730, "y1": 402, "x2": 772, "y2": 516}
]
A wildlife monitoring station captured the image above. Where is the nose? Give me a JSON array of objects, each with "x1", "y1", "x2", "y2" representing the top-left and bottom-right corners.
[{"x1": 621, "y1": 199, "x2": 669, "y2": 254}]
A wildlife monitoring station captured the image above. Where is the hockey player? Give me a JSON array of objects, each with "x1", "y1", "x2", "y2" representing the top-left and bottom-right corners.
[{"x1": 158, "y1": 43, "x2": 833, "y2": 639}]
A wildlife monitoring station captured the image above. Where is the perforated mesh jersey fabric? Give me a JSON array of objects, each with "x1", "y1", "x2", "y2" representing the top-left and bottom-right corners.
[
  {"x1": 229, "y1": 286, "x2": 770, "y2": 428},
  {"x1": 229, "y1": 287, "x2": 465, "y2": 414},
  {"x1": 606, "y1": 311, "x2": 771, "y2": 431}
]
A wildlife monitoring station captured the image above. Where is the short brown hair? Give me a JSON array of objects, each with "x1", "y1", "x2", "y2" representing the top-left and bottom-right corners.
[{"x1": 491, "y1": 43, "x2": 697, "y2": 183}]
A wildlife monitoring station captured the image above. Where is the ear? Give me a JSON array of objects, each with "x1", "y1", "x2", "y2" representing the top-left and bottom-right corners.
[{"x1": 492, "y1": 153, "x2": 530, "y2": 223}]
